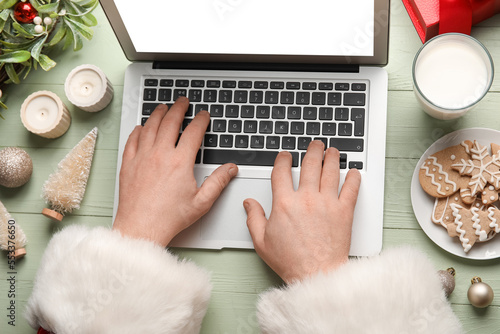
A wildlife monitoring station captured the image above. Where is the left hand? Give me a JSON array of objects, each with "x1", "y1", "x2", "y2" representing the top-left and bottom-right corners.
[{"x1": 113, "y1": 97, "x2": 238, "y2": 247}]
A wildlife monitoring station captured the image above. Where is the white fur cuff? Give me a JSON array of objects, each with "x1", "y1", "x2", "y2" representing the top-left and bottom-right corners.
[
  {"x1": 257, "y1": 247, "x2": 463, "y2": 334},
  {"x1": 25, "y1": 225, "x2": 211, "y2": 334}
]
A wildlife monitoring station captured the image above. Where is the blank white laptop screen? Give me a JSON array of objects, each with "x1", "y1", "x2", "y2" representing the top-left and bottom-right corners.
[{"x1": 114, "y1": 0, "x2": 374, "y2": 57}]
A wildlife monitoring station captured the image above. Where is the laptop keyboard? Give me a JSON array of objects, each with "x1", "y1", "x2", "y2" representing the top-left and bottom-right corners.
[{"x1": 140, "y1": 77, "x2": 367, "y2": 169}]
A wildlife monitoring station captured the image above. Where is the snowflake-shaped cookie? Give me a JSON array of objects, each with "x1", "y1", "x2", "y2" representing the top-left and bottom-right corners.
[{"x1": 452, "y1": 141, "x2": 500, "y2": 198}]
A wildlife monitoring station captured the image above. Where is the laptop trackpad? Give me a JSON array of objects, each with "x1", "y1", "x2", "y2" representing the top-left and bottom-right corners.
[{"x1": 200, "y1": 177, "x2": 272, "y2": 242}]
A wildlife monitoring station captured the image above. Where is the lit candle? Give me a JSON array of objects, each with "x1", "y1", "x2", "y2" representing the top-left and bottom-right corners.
[
  {"x1": 64, "y1": 64, "x2": 114, "y2": 112},
  {"x1": 20, "y1": 91, "x2": 71, "y2": 138},
  {"x1": 412, "y1": 33, "x2": 494, "y2": 120}
]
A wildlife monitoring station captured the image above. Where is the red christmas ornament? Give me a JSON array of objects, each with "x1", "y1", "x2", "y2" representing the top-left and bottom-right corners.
[{"x1": 14, "y1": 2, "x2": 38, "y2": 24}]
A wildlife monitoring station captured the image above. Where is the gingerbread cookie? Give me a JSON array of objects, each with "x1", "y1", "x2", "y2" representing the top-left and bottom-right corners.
[
  {"x1": 452, "y1": 140, "x2": 500, "y2": 204},
  {"x1": 450, "y1": 204, "x2": 495, "y2": 252},
  {"x1": 419, "y1": 141, "x2": 473, "y2": 198},
  {"x1": 431, "y1": 191, "x2": 484, "y2": 237},
  {"x1": 421, "y1": 139, "x2": 500, "y2": 253},
  {"x1": 479, "y1": 185, "x2": 499, "y2": 206},
  {"x1": 491, "y1": 143, "x2": 500, "y2": 156}
]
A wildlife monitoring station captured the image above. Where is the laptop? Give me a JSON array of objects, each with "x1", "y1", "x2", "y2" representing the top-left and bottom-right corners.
[{"x1": 101, "y1": 0, "x2": 390, "y2": 256}]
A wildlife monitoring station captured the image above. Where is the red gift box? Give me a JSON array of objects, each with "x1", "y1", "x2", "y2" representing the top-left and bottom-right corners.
[{"x1": 403, "y1": 0, "x2": 500, "y2": 43}]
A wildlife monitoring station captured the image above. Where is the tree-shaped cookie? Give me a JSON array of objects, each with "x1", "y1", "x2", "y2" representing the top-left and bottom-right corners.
[
  {"x1": 452, "y1": 141, "x2": 500, "y2": 201},
  {"x1": 450, "y1": 204, "x2": 496, "y2": 253},
  {"x1": 0, "y1": 200, "x2": 27, "y2": 259},
  {"x1": 42, "y1": 128, "x2": 98, "y2": 221},
  {"x1": 432, "y1": 191, "x2": 485, "y2": 237}
]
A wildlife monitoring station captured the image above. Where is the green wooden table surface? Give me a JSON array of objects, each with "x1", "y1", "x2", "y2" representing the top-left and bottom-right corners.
[{"x1": 2, "y1": 2, "x2": 500, "y2": 333}]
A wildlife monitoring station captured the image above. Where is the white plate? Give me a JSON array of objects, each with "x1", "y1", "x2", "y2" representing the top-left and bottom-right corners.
[{"x1": 411, "y1": 128, "x2": 500, "y2": 260}]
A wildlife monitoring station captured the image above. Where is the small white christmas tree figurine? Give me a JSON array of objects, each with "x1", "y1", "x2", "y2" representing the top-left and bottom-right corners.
[
  {"x1": 42, "y1": 127, "x2": 98, "y2": 222},
  {"x1": 0, "y1": 200, "x2": 27, "y2": 259}
]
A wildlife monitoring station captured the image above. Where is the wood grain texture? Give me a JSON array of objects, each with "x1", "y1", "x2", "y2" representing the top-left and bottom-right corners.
[{"x1": 2, "y1": 2, "x2": 500, "y2": 333}]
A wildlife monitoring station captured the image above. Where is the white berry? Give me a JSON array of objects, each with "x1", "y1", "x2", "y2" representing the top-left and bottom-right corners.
[
  {"x1": 44, "y1": 17, "x2": 53, "y2": 25},
  {"x1": 33, "y1": 16, "x2": 42, "y2": 25},
  {"x1": 34, "y1": 25, "x2": 44, "y2": 33}
]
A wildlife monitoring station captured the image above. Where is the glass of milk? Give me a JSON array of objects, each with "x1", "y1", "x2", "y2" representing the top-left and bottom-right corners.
[{"x1": 412, "y1": 33, "x2": 494, "y2": 120}]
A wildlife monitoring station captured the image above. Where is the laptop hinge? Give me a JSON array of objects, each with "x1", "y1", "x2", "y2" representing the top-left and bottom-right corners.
[{"x1": 152, "y1": 61, "x2": 359, "y2": 73}]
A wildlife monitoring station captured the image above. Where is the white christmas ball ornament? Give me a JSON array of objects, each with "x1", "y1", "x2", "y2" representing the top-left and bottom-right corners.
[
  {"x1": 44, "y1": 17, "x2": 52, "y2": 25},
  {"x1": 34, "y1": 25, "x2": 43, "y2": 33},
  {"x1": 0, "y1": 147, "x2": 33, "y2": 188},
  {"x1": 33, "y1": 16, "x2": 42, "y2": 25},
  {"x1": 468, "y1": 277, "x2": 494, "y2": 308}
]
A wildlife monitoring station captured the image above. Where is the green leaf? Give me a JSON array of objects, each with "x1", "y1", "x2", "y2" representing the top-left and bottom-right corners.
[
  {"x1": 48, "y1": 24, "x2": 66, "y2": 46},
  {"x1": 62, "y1": 25, "x2": 75, "y2": 50},
  {"x1": 83, "y1": 12, "x2": 97, "y2": 26},
  {"x1": 0, "y1": 50, "x2": 31, "y2": 63},
  {"x1": 11, "y1": 20, "x2": 34, "y2": 38},
  {"x1": 0, "y1": 38, "x2": 36, "y2": 49},
  {"x1": 38, "y1": 53, "x2": 56, "y2": 71},
  {"x1": 64, "y1": 17, "x2": 92, "y2": 40},
  {"x1": 22, "y1": 59, "x2": 32, "y2": 79},
  {"x1": 4, "y1": 63, "x2": 20, "y2": 83},
  {"x1": 0, "y1": 9, "x2": 10, "y2": 20},
  {"x1": 30, "y1": 35, "x2": 47, "y2": 61},
  {"x1": 0, "y1": 18, "x2": 7, "y2": 33},
  {"x1": 75, "y1": 0, "x2": 98, "y2": 7},
  {"x1": 65, "y1": 0, "x2": 98, "y2": 17},
  {"x1": 0, "y1": 0, "x2": 17, "y2": 10},
  {"x1": 37, "y1": 2, "x2": 60, "y2": 13}
]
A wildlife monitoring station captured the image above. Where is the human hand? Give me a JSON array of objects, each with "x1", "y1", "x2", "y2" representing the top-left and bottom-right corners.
[
  {"x1": 244, "y1": 141, "x2": 361, "y2": 284},
  {"x1": 113, "y1": 98, "x2": 238, "y2": 247}
]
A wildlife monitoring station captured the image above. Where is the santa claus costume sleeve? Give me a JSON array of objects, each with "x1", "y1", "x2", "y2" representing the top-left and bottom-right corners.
[
  {"x1": 256, "y1": 247, "x2": 463, "y2": 333},
  {"x1": 25, "y1": 225, "x2": 211, "y2": 334}
]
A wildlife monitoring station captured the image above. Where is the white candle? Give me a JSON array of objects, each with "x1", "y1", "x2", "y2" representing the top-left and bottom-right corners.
[
  {"x1": 412, "y1": 33, "x2": 494, "y2": 120},
  {"x1": 64, "y1": 64, "x2": 114, "y2": 112},
  {"x1": 20, "y1": 91, "x2": 71, "y2": 138}
]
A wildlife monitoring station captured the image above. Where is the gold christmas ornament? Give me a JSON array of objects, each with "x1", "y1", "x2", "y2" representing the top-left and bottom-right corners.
[
  {"x1": 468, "y1": 277, "x2": 494, "y2": 308},
  {"x1": 0, "y1": 147, "x2": 33, "y2": 188},
  {"x1": 437, "y1": 267, "x2": 456, "y2": 297},
  {"x1": 42, "y1": 127, "x2": 98, "y2": 221},
  {"x1": 0, "y1": 200, "x2": 27, "y2": 259}
]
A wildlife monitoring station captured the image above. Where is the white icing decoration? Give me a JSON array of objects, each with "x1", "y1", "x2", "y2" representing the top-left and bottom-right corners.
[
  {"x1": 460, "y1": 141, "x2": 471, "y2": 154},
  {"x1": 476, "y1": 203, "x2": 480, "y2": 207},
  {"x1": 421, "y1": 157, "x2": 457, "y2": 195},
  {"x1": 488, "y1": 207, "x2": 500, "y2": 233},
  {"x1": 471, "y1": 207, "x2": 488, "y2": 241},
  {"x1": 490, "y1": 185, "x2": 495, "y2": 191},
  {"x1": 439, "y1": 177, "x2": 443, "y2": 180},
  {"x1": 451, "y1": 204, "x2": 472, "y2": 252},
  {"x1": 455, "y1": 197, "x2": 459, "y2": 201},
  {"x1": 446, "y1": 186, "x2": 450, "y2": 190},
  {"x1": 483, "y1": 200, "x2": 488, "y2": 204},
  {"x1": 451, "y1": 155, "x2": 456, "y2": 160},
  {"x1": 433, "y1": 168, "x2": 436, "y2": 172},
  {"x1": 445, "y1": 216, "x2": 449, "y2": 220},
  {"x1": 460, "y1": 189, "x2": 472, "y2": 198},
  {"x1": 491, "y1": 196, "x2": 496, "y2": 201},
  {"x1": 452, "y1": 141, "x2": 500, "y2": 195},
  {"x1": 431, "y1": 197, "x2": 450, "y2": 228},
  {"x1": 483, "y1": 191, "x2": 487, "y2": 195}
]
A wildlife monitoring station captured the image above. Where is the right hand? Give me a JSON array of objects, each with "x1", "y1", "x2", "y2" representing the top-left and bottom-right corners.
[
  {"x1": 113, "y1": 98, "x2": 238, "y2": 247},
  {"x1": 244, "y1": 141, "x2": 361, "y2": 284}
]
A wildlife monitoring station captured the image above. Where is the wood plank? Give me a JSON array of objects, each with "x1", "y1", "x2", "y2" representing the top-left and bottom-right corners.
[
  {"x1": 0, "y1": 148, "x2": 117, "y2": 216},
  {"x1": 0, "y1": 84, "x2": 123, "y2": 150}
]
